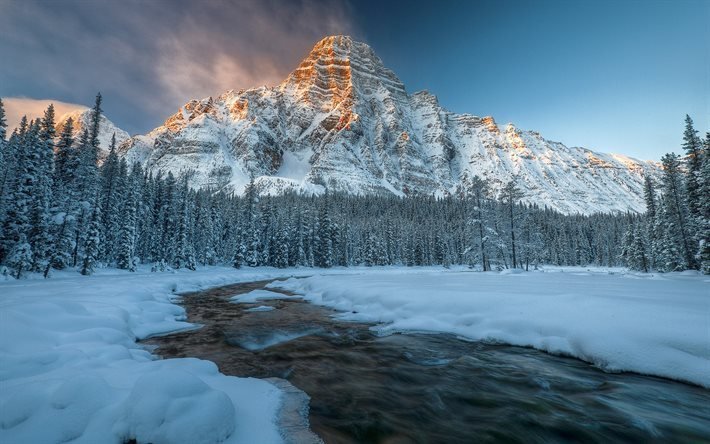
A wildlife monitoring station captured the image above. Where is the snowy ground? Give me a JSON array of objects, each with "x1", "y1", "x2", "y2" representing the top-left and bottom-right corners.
[
  {"x1": 0, "y1": 266, "x2": 322, "y2": 444},
  {"x1": 271, "y1": 267, "x2": 710, "y2": 388},
  {"x1": 1, "y1": 266, "x2": 707, "y2": 444}
]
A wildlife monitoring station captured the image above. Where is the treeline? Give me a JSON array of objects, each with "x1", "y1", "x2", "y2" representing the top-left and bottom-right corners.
[
  {"x1": 620, "y1": 116, "x2": 710, "y2": 274},
  {"x1": 0, "y1": 95, "x2": 705, "y2": 278}
]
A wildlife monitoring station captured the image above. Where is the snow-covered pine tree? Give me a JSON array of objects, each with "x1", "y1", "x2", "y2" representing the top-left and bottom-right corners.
[
  {"x1": 80, "y1": 205, "x2": 102, "y2": 275},
  {"x1": 274, "y1": 224, "x2": 290, "y2": 268},
  {"x1": 194, "y1": 190, "x2": 217, "y2": 266},
  {"x1": 70, "y1": 129, "x2": 93, "y2": 267},
  {"x1": 159, "y1": 172, "x2": 178, "y2": 263},
  {"x1": 233, "y1": 240, "x2": 246, "y2": 269},
  {"x1": 54, "y1": 117, "x2": 76, "y2": 191},
  {"x1": 682, "y1": 115, "x2": 703, "y2": 227},
  {"x1": 88, "y1": 93, "x2": 103, "y2": 150},
  {"x1": 40, "y1": 104, "x2": 56, "y2": 142},
  {"x1": 500, "y1": 178, "x2": 523, "y2": 269},
  {"x1": 7, "y1": 234, "x2": 33, "y2": 279},
  {"x1": 0, "y1": 98, "x2": 8, "y2": 200},
  {"x1": 643, "y1": 176, "x2": 657, "y2": 220},
  {"x1": 655, "y1": 205, "x2": 684, "y2": 272},
  {"x1": 292, "y1": 208, "x2": 307, "y2": 267},
  {"x1": 468, "y1": 175, "x2": 490, "y2": 270},
  {"x1": 316, "y1": 198, "x2": 335, "y2": 268},
  {"x1": 0, "y1": 98, "x2": 6, "y2": 142},
  {"x1": 260, "y1": 197, "x2": 274, "y2": 265},
  {"x1": 658, "y1": 153, "x2": 696, "y2": 270},
  {"x1": 633, "y1": 224, "x2": 650, "y2": 272},
  {"x1": 44, "y1": 211, "x2": 72, "y2": 277},
  {"x1": 99, "y1": 133, "x2": 122, "y2": 263},
  {"x1": 144, "y1": 171, "x2": 162, "y2": 263},
  {"x1": 173, "y1": 179, "x2": 196, "y2": 270},
  {"x1": 620, "y1": 223, "x2": 649, "y2": 272},
  {"x1": 78, "y1": 129, "x2": 100, "y2": 204},
  {"x1": 243, "y1": 176, "x2": 262, "y2": 267},
  {"x1": 131, "y1": 163, "x2": 150, "y2": 265},
  {"x1": 364, "y1": 231, "x2": 377, "y2": 266},
  {"x1": 699, "y1": 132, "x2": 710, "y2": 274},
  {"x1": 116, "y1": 175, "x2": 138, "y2": 271},
  {"x1": 0, "y1": 119, "x2": 36, "y2": 265},
  {"x1": 642, "y1": 176, "x2": 660, "y2": 270},
  {"x1": 29, "y1": 110, "x2": 56, "y2": 272}
]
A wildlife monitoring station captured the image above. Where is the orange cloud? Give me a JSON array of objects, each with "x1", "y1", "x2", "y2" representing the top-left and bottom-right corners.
[{"x1": 3, "y1": 97, "x2": 88, "y2": 133}]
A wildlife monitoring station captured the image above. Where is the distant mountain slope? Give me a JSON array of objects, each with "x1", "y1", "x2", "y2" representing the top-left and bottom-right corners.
[
  {"x1": 117, "y1": 35, "x2": 658, "y2": 214},
  {"x1": 56, "y1": 108, "x2": 130, "y2": 157}
]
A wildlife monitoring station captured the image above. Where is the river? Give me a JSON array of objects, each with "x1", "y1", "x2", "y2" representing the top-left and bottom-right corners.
[{"x1": 144, "y1": 279, "x2": 710, "y2": 443}]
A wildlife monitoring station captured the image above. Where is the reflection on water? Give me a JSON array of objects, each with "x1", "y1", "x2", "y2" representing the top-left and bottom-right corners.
[{"x1": 145, "y1": 280, "x2": 710, "y2": 443}]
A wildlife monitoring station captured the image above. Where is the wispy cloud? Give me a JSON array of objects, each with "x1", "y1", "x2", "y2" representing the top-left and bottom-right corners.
[{"x1": 0, "y1": 0, "x2": 356, "y2": 134}]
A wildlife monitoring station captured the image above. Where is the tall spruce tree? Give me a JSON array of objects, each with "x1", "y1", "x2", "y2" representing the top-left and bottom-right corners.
[
  {"x1": 642, "y1": 176, "x2": 660, "y2": 270},
  {"x1": 116, "y1": 179, "x2": 138, "y2": 271},
  {"x1": 316, "y1": 197, "x2": 335, "y2": 268},
  {"x1": 71, "y1": 129, "x2": 92, "y2": 267},
  {"x1": 658, "y1": 153, "x2": 695, "y2": 269},
  {"x1": 501, "y1": 179, "x2": 522, "y2": 269},
  {"x1": 682, "y1": 115, "x2": 703, "y2": 226},
  {"x1": 0, "y1": 119, "x2": 37, "y2": 264},
  {"x1": 89, "y1": 93, "x2": 103, "y2": 150},
  {"x1": 30, "y1": 106, "x2": 58, "y2": 272},
  {"x1": 243, "y1": 176, "x2": 262, "y2": 267},
  {"x1": 100, "y1": 133, "x2": 122, "y2": 262},
  {"x1": 469, "y1": 176, "x2": 490, "y2": 271},
  {"x1": 81, "y1": 205, "x2": 102, "y2": 275},
  {"x1": 54, "y1": 117, "x2": 76, "y2": 190},
  {"x1": 0, "y1": 98, "x2": 6, "y2": 142},
  {"x1": 699, "y1": 132, "x2": 710, "y2": 273}
]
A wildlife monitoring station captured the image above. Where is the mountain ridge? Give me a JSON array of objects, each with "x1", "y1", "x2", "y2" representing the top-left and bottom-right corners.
[{"x1": 107, "y1": 35, "x2": 659, "y2": 214}]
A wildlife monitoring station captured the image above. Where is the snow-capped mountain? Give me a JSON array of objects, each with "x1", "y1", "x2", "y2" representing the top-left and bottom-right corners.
[
  {"x1": 119, "y1": 35, "x2": 658, "y2": 214},
  {"x1": 56, "y1": 108, "x2": 130, "y2": 157}
]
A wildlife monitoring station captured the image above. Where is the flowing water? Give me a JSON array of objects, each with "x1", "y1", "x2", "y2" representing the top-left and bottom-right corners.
[{"x1": 145, "y1": 280, "x2": 710, "y2": 443}]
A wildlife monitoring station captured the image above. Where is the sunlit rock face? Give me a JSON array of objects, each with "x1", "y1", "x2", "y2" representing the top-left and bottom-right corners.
[{"x1": 119, "y1": 35, "x2": 659, "y2": 214}]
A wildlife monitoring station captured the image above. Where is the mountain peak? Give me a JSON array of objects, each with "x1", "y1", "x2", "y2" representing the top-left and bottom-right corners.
[
  {"x1": 282, "y1": 34, "x2": 406, "y2": 111},
  {"x1": 311, "y1": 35, "x2": 355, "y2": 51},
  {"x1": 55, "y1": 108, "x2": 130, "y2": 153},
  {"x1": 308, "y1": 35, "x2": 378, "y2": 60},
  {"x1": 120, "y1": 35, "x2": 659, "y2": 215}
]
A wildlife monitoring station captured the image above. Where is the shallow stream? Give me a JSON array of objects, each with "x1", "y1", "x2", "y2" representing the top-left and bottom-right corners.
[{"x1": 144, "y1": 280, "x2": 710, "y2": 443}]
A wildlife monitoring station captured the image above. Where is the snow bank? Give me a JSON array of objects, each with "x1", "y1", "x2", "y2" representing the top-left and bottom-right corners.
[
  {"x1": 0, "y1": 266, "x2": 317, "y2": 444},
  {"x1": 271, "y1": 269, "x2": 710, "y2": 387},
  {"x1": 230, "y1": 289, "x2": 302, "y2": 304}
]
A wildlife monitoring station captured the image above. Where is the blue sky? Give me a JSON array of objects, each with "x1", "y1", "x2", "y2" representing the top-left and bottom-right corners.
[{"x1": 0, "y1": 0, "x2": 707, "y2": 159}]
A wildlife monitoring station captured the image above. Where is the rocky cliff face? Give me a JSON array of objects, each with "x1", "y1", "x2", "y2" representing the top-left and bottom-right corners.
[{"x1": 118, "y1": 35, "x2": 658, "y2": 214}]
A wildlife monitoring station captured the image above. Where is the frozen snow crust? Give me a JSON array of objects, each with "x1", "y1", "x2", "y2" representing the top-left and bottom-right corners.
[
  {"x1": 271, "y1": 267, "x2": 710, "y2": 388},
  {"x1": 0, "y1": 267, "x2": 320, "y2": 444}
]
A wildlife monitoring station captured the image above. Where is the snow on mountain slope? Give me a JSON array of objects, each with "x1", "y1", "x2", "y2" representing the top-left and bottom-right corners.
[
  {"x1": 119, "y1": 35, "x2": 659, "y2": 214},
  {"x1": 56, "y1": 108, "x2": 130, "y2": 158}
]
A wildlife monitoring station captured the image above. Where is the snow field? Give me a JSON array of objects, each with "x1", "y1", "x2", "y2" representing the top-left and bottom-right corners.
[
  {"x1": 1, "y1": 265, "x2": 706, "y2": 444},
  {"x1": 270, "y1": 269, "x2": 710, "y2": 387},
  {"x1": 0, "y1": 267, "x2": 318, "y2": 444}
]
